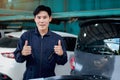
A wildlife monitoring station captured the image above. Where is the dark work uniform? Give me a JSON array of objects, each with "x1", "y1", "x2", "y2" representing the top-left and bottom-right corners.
[{"x1": 14, "y1": 28, "x2": 67, "y2": 80}]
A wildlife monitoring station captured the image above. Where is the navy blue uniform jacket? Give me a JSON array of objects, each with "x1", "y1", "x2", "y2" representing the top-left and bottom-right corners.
[{"x1": 14, "y1": 28, "x2": 67, "y2": 80}]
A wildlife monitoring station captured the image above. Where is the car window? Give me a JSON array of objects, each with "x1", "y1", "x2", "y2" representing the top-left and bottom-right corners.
[
  {"x1": 0, "y1": 37, "x2": 18, "y2": 48},
  {"x1": 63, "y1": 37, "x2": 76, "y2": 51},
  {"x1": 104, "y1": 38, "x2": 119, "y2": 55},
  {"x1": 78, "y1": 38, "x2": 119, "y2": 55},
  {"x1": 77, "y1": 21, "x2": 120, "y2": 55}
]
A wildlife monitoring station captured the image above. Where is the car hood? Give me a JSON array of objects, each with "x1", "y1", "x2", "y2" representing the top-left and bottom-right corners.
[
  {"x1": 79, "y1": 18, "x2": 120, "y2": 45},
  {"x1": 75, "y1": 50, "x2": 120, "y2": 80},
  {"x1": 74, "y1": 18, "x2": 120, "y2": 80}
]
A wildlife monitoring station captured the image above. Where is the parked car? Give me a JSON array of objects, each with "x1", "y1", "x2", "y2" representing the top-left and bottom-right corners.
[
  {"x1": 53, "y1": 31, "x2": 77, "y2": 75},
  {"x1": 0, "y1": 30, "x2": 77, "y2": 80},
  {"x1": 70, "y1": 18, "x2": 120, "y2": 80},
  {"x1": 0, "y1": 36, "x2": 26, "y2": 80}
]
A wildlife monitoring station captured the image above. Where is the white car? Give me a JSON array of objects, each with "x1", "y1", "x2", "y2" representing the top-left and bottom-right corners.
[
  {"x1": 0, "y1": 30, "x2": 77, "y2": 80},
  {"x1": 52, "y1": 31, "x2": 77, "y2": 75},
  {"x1": 0, "y1": 36, "x2": 26, "y2": 80}
]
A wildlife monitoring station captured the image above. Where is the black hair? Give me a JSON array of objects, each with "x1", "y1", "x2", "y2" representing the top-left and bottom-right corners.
[{"x1": 33, "y1": 5, "x2": 52, "y2": 17}]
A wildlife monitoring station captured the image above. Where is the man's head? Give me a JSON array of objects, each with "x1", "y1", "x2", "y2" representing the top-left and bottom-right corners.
[
  {"x1": 33, "y1": 5, "x2": 52, "y2": 17},
  {"x1": 34, "y1": 5, "x2": 52, "y2": 32}
]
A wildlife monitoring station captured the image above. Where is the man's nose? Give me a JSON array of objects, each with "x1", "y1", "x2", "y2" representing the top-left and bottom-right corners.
[{"x1": 39, "y1": 18, "x2": 44, "y2": 22}]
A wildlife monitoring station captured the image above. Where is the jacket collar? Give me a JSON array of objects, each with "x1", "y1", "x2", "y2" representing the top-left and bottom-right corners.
[{"x1": 34, "y1": 27, "x2": 52, "y2": 37}]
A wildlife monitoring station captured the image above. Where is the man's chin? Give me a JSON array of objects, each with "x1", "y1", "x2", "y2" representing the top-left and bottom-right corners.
[{"x1": 38, "y1": 28, "x2": 48, "y2": 31}]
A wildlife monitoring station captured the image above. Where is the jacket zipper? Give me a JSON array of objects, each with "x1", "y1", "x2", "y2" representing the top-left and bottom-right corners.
[{"x1": 40, "y1": 36, "x2": 43, "y2": 76}]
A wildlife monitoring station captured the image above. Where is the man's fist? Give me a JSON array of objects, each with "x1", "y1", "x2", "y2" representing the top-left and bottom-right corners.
[
  {"x1": 21, "y1": 40, "x2": 32, "y2": 56},
  {"x1": 54, "y1": 40, "x2": 63, "y2": 56}
]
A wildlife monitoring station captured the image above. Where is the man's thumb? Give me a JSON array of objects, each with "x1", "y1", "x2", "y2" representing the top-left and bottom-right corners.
[
  {"x1": 58, "y1": 40, "x2": 61, "y2": 46},
  {"x1": 24, "y1": 40, "x2": 28, "y2": 46}
]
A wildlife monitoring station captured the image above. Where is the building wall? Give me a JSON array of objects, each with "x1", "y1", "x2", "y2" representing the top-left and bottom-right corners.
[
  {"x1": 1, "y1": 0, "x2": 120, "y2": 35},
  {"x1": 40, "y1": 0, "x2": 120, "y2": 12}
]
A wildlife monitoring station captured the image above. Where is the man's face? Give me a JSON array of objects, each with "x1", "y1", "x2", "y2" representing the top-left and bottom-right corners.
[{"x1": 34, "y1": 11, "x2": 52, "y2": 31}]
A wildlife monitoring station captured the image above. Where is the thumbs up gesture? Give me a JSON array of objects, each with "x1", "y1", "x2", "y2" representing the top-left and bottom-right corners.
[
  {"x1": 21, "y1": 40, "x2": 32, "y2": 56},
  {"x1": 54, "y1": 40, "x2": 63, "y2": 56}
]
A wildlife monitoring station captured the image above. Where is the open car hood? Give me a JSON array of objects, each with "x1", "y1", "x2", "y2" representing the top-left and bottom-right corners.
[
  {"x1": 74, "y1": 18, "x2": 120, "y2": 80},
  {"x1": 79, "y1": 18, "x2": 120, "y2": 45}
]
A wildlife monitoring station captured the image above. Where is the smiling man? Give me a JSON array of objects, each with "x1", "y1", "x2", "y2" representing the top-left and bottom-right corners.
[{"x1": 14, "y1": 5, "x2": 67, "y2": 80}]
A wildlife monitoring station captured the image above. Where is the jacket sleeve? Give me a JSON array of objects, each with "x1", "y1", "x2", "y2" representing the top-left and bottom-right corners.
[
  {"x1": 14, "y1": 32, "x2": 27, "y2": 63},
  {"x1": 56, "y1": 38, "x2": 68, "y2": 65}
]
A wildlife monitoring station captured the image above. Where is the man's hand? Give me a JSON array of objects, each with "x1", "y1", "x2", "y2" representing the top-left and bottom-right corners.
[
  {"x1": 54, "y1": 40, "x2": 63, "y2": 56},
  {"x1": 21, "y1": 40, "x2": 32, "y2": 56}
]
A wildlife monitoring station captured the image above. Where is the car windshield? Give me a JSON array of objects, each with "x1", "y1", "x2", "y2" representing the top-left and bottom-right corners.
[
  {"x1": 0, "y1": 37, "x2": 18, "y2": 48},
  {"x1": 77, "y1": 20, "x2": 120, "y2": 55}
]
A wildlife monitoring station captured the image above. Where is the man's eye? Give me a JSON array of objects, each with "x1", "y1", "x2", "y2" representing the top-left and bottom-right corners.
[
  {"x1": 43, "y1": 16, "x2": 47, "y2": 19},
  {"x1": 37, "y1": 16, "x2": 41, "y2": 19}
]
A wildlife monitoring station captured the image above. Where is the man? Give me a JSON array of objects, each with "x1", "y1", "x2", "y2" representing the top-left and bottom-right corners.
[{"x1": 14, "y1": 5, "x2": 67, "y2": 80}]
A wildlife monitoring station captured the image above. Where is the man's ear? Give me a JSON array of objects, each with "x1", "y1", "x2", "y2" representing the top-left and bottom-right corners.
[{"x1": 49, "y1": 16, "x2": 52, "y2": 22}]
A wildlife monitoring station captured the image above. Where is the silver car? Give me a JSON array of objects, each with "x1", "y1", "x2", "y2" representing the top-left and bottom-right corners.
[
  {"x1": 71, "y1": 18, "x2": 120, "y2": 80},
  {"x1": 0, "y1": 30, "x2": 76, "y2": 80}
]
